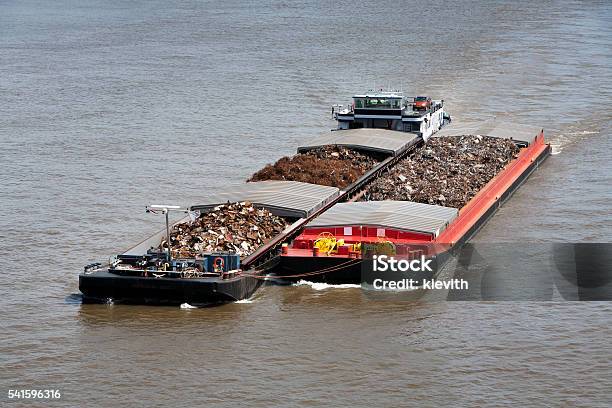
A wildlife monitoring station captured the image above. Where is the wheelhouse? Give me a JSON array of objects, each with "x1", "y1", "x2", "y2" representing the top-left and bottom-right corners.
[{"x1": 333, "y1": 90, "x2": 448, "y2": 140}]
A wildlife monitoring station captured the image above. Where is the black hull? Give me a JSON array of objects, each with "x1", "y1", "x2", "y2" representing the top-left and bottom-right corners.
[
  {"x1": 277, "y1": 144, "x2": 551, "y2": 284},
  {"x1": 79, "y1": 270, "x2": 263, "y2": 306}
]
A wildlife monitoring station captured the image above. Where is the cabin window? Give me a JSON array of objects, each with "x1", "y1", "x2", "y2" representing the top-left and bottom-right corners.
[
  {"x1": 365, "y1": 98, "x2": 387, "y2": 108},
  {"x1": 354, "y1": 97, "x2": 401, "y2": 109},
  {"x1": 364, "y1": 98, "x2": 400, "y2": 109},
  {"x1": 411, "y1": 122, "x2": 421, "y2": 132}
]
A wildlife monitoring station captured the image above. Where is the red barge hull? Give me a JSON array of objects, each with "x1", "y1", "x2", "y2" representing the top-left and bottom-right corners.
[{"x1": 277, "y1": 131, "x2": 551, "y2": 284}]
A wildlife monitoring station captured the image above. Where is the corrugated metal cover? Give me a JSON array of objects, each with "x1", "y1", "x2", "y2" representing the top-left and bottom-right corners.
[
  {"x1": 434, "y1": 120, "x2": 543, "y2": 143},
  {"x1": 308, "y1": 201, "x2": 458, "y2": 237},
  {"x1": 190, "y1": 181, "x2": 340, "y2": 218},
  {"x1": 298, "y1": 128, "x2": 420, "y2": 156}
]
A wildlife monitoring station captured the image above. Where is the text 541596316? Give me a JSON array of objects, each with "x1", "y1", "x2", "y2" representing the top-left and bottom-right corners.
[{"x1": 8, "y1": 389, "x2": 61, "y2": 399}]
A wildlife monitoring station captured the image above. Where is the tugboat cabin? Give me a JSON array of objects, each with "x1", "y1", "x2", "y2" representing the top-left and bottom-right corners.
[{"x1": 333, "y1": 90, "x2": 447, "y2": 140}]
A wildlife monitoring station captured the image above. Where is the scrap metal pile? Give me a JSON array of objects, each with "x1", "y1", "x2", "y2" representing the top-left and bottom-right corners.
[
  {"x1": 160, "y1": 202, "x2": 287, "y2": 258},
  {"x1": 248, "y1": 146, "x2": 379, "y2": 189},
  {"x1": 364, "y1": 135, "x2": 520, "y2": 208}
]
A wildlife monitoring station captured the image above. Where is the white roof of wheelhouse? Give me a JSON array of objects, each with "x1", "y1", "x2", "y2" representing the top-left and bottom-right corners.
[{"x1": 353, "y1": 92, "x2": 405, "y2": 98}]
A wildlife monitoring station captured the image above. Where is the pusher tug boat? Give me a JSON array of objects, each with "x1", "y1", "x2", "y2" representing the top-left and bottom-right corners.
[{"x1": 333, "y1": 90, "x2": 448, "y2": 140}]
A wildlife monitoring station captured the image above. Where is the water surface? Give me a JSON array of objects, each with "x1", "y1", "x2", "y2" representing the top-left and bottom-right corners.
[{"x1": 1, "y1": 0, "x2": 611, "y2": 406}]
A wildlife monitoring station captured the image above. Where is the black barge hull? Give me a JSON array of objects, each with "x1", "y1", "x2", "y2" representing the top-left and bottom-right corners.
[{"x1": 79, "y1": 271, "x2": 263, "y2": 306}]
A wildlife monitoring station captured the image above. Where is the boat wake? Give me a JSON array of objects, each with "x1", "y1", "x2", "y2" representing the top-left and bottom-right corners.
[
  {"x1": 549, "y1": 124, "x2": 600, "y2": 150},
  {"x1": 550, "y1": 144, "x2": 563, "y2": 155},
  {"x1": 294, "y1": 280, "x2": 361, "y2": 291},
  {"x1": 549, "y1": 129, "x2": 599, "y2": 155}
]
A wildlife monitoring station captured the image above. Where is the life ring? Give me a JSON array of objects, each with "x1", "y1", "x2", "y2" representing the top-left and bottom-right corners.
[{"x1": 213, "y1": 257, "x2": 225, "y2": 272}]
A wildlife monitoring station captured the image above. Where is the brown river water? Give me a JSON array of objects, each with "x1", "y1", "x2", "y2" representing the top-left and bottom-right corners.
[{"x1": 1, "y1": 1, "x2": 611, "y2": 406}]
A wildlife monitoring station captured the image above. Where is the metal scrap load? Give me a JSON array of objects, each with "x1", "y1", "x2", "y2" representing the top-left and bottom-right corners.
[
  {"x1": 364, "y1": 135, "x2": 520, "y2": 208},
  {"x1": 160, "y1": 202, "x2": 287, "y2": 258},
  {"x1": 248, "y1": 146, "x2": 379, "y2": 189}
]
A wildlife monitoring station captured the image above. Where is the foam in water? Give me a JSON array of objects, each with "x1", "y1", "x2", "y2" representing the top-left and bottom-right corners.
[
  {"x1": 294, "y1": 279, "x2": 361, "y2": 290},
  {"x1": 180, "y1": 303, "x2": 197, "y2": 309},
  {"x1": 234, "y1": 299, "x2": 253, "y2": 304}
]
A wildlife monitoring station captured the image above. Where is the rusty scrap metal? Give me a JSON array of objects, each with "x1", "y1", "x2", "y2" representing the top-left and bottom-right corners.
[
  {"x1": 160, "y1": 202, "x2": 287, "y2": 258},
  {"x1": 364, "y1": 135, "x2": 520, "y2": 208},
  {"x1": 248, "y1": 146, "x2": 379, "y2": 189}
]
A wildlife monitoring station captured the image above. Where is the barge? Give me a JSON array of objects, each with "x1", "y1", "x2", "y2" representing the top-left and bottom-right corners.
[
  {"x1": 80, "y1": 181, "x2": 342, "y2": 305},
  {"x1": 277, "y1": 127, "x2": 550, "y2": 284}
]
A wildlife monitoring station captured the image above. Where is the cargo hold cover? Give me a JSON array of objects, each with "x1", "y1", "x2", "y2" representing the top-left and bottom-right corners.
[
  {"x1": 297, "y1": 128, "x2": 420, "y2": 156},
  {"x1": 307, "y1": 201, "x2": 458, "y2": 237},
  {"x1": 190, "y1": 181, "x2": 340, "y2": 219}
]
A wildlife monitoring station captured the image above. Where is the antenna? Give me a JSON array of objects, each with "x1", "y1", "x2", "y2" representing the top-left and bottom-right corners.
[{"x1": 146, "y1": 205, "x2": 189, "y2": 262}]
